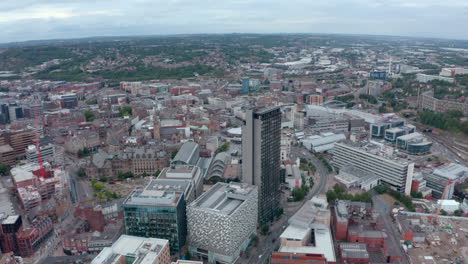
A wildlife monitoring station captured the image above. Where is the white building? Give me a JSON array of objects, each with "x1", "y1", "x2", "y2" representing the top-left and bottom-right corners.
[
  {"x1": 26, "y1": 144, "x2": 55, "y2": 163},
  {"x1": 187, "y1": 182, "x2": 258, "y2": 264},
  {"x1": 333, "y1": 141, "x2": 414, "y2": 195},
  {"x1": 437, "y1": 200, "x2": 460, "y2": 213},
  {"x1": 416, "y1": 73, "x2": 454, "y2": 83},
  {"x1": 284, "y1": 163, "x2": 302, "y2": 189},
  {"x1": 440, "y1": 67, "x2": 468, "y2": 77},
  {"x1": 301, "y1": 132, "x2": 346, "y2": 153},
  {"x1": 91, "y1": 235, "x2": 171, "y2": 264}
]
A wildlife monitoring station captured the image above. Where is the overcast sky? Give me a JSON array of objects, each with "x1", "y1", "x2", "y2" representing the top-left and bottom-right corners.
[{"x1": 1, "y1": 0, "x2": 468, "y2": 43}]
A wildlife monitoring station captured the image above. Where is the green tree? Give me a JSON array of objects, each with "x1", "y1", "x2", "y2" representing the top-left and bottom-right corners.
[
  {"x1": 0, "y1": 164, "x2": 10, "y2": 175},
  {"x1": 77, "y1": 168, "x2": 86, "y2": 178},
  {"x1": 119, "y1": 106, "x2": 133, "y2": 117},
  {"x1": 92, "y1": 181, "x2": 105, "y2": 192},
  {"x1": 440, "y1": 209, "x2": 448, "y2": 216},
  {"x1": 261, "y1": 225, "x2": 269, "y2": 235},
  {"x1": 84, "y1": 110, "x2": 95, "y2": 122}
]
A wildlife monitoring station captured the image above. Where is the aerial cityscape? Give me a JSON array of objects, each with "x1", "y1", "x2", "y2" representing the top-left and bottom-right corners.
[{"x1": 1, "y1": 3, "x2": 468, "y2": 264}]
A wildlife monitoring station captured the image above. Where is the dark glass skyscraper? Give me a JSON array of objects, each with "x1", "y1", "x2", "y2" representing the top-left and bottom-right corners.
[{"x1": 242, "y1": 106, "x2": 281, "y2": 224}]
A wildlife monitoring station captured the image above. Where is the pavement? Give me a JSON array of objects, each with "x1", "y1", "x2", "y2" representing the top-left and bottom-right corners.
[{"x1": 240, "y1": 146, "x2": 330, "y2": 264}]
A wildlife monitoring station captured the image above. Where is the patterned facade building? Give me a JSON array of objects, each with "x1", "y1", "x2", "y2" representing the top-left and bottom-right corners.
[{"x1": 188, "y1": 182, "x2": 258, "y2": 264}]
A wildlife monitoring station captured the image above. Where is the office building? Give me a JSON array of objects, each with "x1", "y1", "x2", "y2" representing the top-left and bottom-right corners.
[
  {"x1": 308, "y1": 94, "x2": 324, "y2": 105},
  {"x1": 242, "y1": 107, "x2": 281, "y2": 224},
  {"x1": 188, "y1": 182, "x2": 258, "y2": 263},
  {"x1": 241, "y1": 78, "x2": 250, "y2": 94},
  {"x1": 419, "y1": 91, "x2": 468, "y2": 115},
  {"x1": 396, "y1": 132, "x2": 432, "y2": 155},
  {"x1": 370, "y1": 117, "x2": 405, "y2": 139},
  {"x1": 91, "y1": 235, "x2": 171, "y2": 264},
  {"x1": 333, "y1": 141, "x2": 414, "y2": 195},
  {"x1": 123, "y1": 180, "x2": 188, "y2": 252},
  {"x1": 60, "y1": 94, "x2": 78, "y2": 109},
  {"x1": 383, "y1": 125, "x2": 415, "y2": 143},
  {"x1": 26, "y1": 144, "x2": 55, "y2": 163},
  {"x1": 416, "y1": 73, "x2": 454, "y2": 83},
  {"x1": 0, "y1": 129, "x2": 35, "y2": 166},
  {"x1": 0, "y1": 104, "x2": 10, "y2": 124},
  {"x1": 424, "y1": 163, "x2": 468, "y2": 199},
  {"x1": 157, "y1": 165, "x2": 203, "y2": 203}
]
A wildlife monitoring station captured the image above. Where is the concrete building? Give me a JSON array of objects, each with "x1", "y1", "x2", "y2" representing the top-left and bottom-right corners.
[
  {"x1": 0, "y1": 129, "x2": 35, "y2": 166},
  {"x1": 187, "y1": 182, "x2": 258, "y2": 264},
  {"x1": 242, "y1": 107, "x2": 281, "y2": 224},
  {"x1": 300, "y1": 132, "x2": 345, "y2": 153},
  {"x1": 420, "y1": 91, "x2": 468, "y2": 115},
  {"x1": 26, "y1": 144, "x2": 55, "y2": 163},
  {"x1": 157, "y1": 165, "x2": 203, "y2": 203},
  {"x1": 370, "y1": 117, "x2": 405, "y2": 139},
  {"x1": 424, "y1": 163, "x2": 468, "y2": 199},
  {"x1": 277, "y1": 197, "x2": 336, "y2": 263},
  {"x1": 437, "y1": 200, "x2": 460, "y2": 214},
  {"x1": 416, "y1": 73, "x2": 454, "y2": 83},
  {"x1": 123, "y1": 180, "x2": 188, "y2": 252},
  {"x1": 91, "y1": 235, "x2": 171, "y2": 264},
  {"x1": 334, "y1": 165, "x2": 380, "y2": 191},
  {"x1": 11, "y1": 162, "x2": 67, "y2": 211},
  {"x1": 333, "y1": 141, "x2": 414, "y2": 195},
  {"x1": 440, "y1": 67, "x2": 468, "y2": 77}
]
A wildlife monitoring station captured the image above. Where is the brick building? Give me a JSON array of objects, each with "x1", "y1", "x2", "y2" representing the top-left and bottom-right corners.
[{"x1": 0, "y1": 129, "x2": 35, "y2": 165}]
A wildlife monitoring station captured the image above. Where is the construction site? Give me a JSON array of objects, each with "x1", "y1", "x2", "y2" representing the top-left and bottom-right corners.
[{"x1": 395, "y1": 213, "x2": 468, "y2": 263}]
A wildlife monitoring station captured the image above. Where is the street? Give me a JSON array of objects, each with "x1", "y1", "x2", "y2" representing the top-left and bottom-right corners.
[{"x1": 241, "y1": 145, "x2": 330, "y2": 264}]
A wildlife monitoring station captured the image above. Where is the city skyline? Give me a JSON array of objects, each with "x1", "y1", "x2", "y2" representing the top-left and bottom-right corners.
[{"x1": 1, "y1": 0, "x2": 468, "y2": 43}]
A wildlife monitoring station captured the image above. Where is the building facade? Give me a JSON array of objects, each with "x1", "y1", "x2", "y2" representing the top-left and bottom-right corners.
[
  {"x1": 333, "y1": 142, "x2": 414, "y2": 195},
  {"x1": 242, "y1": 107, "x2": 281, "y2": 224},
  {"x1": 188, "y1": 182, "x2": 258, "y2": 264},
  {"x1": 123, "y1": 180, "x2": 188, "y2": 253}
]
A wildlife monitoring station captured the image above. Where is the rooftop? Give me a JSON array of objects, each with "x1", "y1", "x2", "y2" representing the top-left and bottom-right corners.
[
  {"x1": 123, "y1": 179, "x2": 189, "y2": 207},
  {"x1": 189, "y1": 182, "x2": 256, "y2": 216},
  {"x1": 280, "y1": 228, "x2": 336, "y2": 262},
  {"x1": 433, "y1": 163, "x2": 468, "y2": 180},
  {"x1": 91, "y1": 235, "x2": 169, "y2": 264}
]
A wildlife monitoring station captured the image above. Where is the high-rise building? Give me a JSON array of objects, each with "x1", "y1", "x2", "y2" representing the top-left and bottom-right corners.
[
  {"x1": 333, "y1": 141, "x2": 414, "y2": 195},
  {"x1": 242, "y1": 107, "x2": 281, "y2": 224},
  {"x1": 241, "y1": 78, "x2": 250, "y2": 94},
  {"x1": 187, "y1": 182, "x2": 258, "y2": 263},
  {"x1": 123, "y1": 179, "x2": 188, "y2": 253}
]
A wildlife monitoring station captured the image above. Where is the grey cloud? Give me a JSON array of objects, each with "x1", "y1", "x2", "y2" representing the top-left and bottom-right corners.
[{"x1": 0, "y1": 0, "x2": 468, "y2": 42}]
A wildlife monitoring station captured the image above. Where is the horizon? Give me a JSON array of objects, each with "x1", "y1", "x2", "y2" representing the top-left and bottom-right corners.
[
  {"x1": 1, "y1": 0, "x2": 468, "y2": 43},
  {"x1": 2, "y1": 32, "x2": 468, "y2": 47}
]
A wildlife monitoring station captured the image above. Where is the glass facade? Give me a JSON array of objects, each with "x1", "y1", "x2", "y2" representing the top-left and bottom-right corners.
[{"x1": 123, "y1": 197, "x2": 187, "y2": 252}]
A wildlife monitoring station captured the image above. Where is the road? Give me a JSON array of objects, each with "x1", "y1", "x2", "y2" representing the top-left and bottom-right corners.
[
  {"x1": 291, "y1": 146, "x2": 330, "y2": 197},
  {"x1": 372, "y1": 194, "x2": 410, "y2": 264},
  {"x1": 241, "y1": 146, "x2": 330, "y2": 264}
]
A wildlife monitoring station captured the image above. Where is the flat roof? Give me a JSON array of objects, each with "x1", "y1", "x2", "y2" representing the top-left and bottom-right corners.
[
  {"x1": 280, "y1": 228, "x2": 336, "y2": 262},
  {"x1": 189, "y1": 182, "x2": 256, "y2": 215},
  {"x1": 91, "y1": 235, "x2": 168, "y2": 264},
  {"x1": 2, "y1": 215, "x2": 19, "y2": 225},
  {"x1": 123, "y1": 179, "x2": 189, "y2": 207}
]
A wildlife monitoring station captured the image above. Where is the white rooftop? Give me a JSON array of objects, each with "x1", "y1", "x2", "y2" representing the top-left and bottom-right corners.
[
  {"x1": 91, "y1": 235, "x2": 169, "y2": 264},
  {"x1": 280, "y1": 228, "x2": 336, "y2": 262}
]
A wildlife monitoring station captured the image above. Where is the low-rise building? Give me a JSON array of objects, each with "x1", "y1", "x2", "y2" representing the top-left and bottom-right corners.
[{"x1": 91, "y1": 235, "x2": 171, "y2": 264}]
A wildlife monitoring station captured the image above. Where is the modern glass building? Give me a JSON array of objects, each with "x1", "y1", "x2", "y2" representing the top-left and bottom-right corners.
[
  {"x1": 242, "y1": 107, "x2": 281, "y2": 224},
  {"x1": 123, "y1": 180, "x2": 189, "y2": 253},
  {"x1": 396, "y1": 132, "x2": 432, "y2": 155}
]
